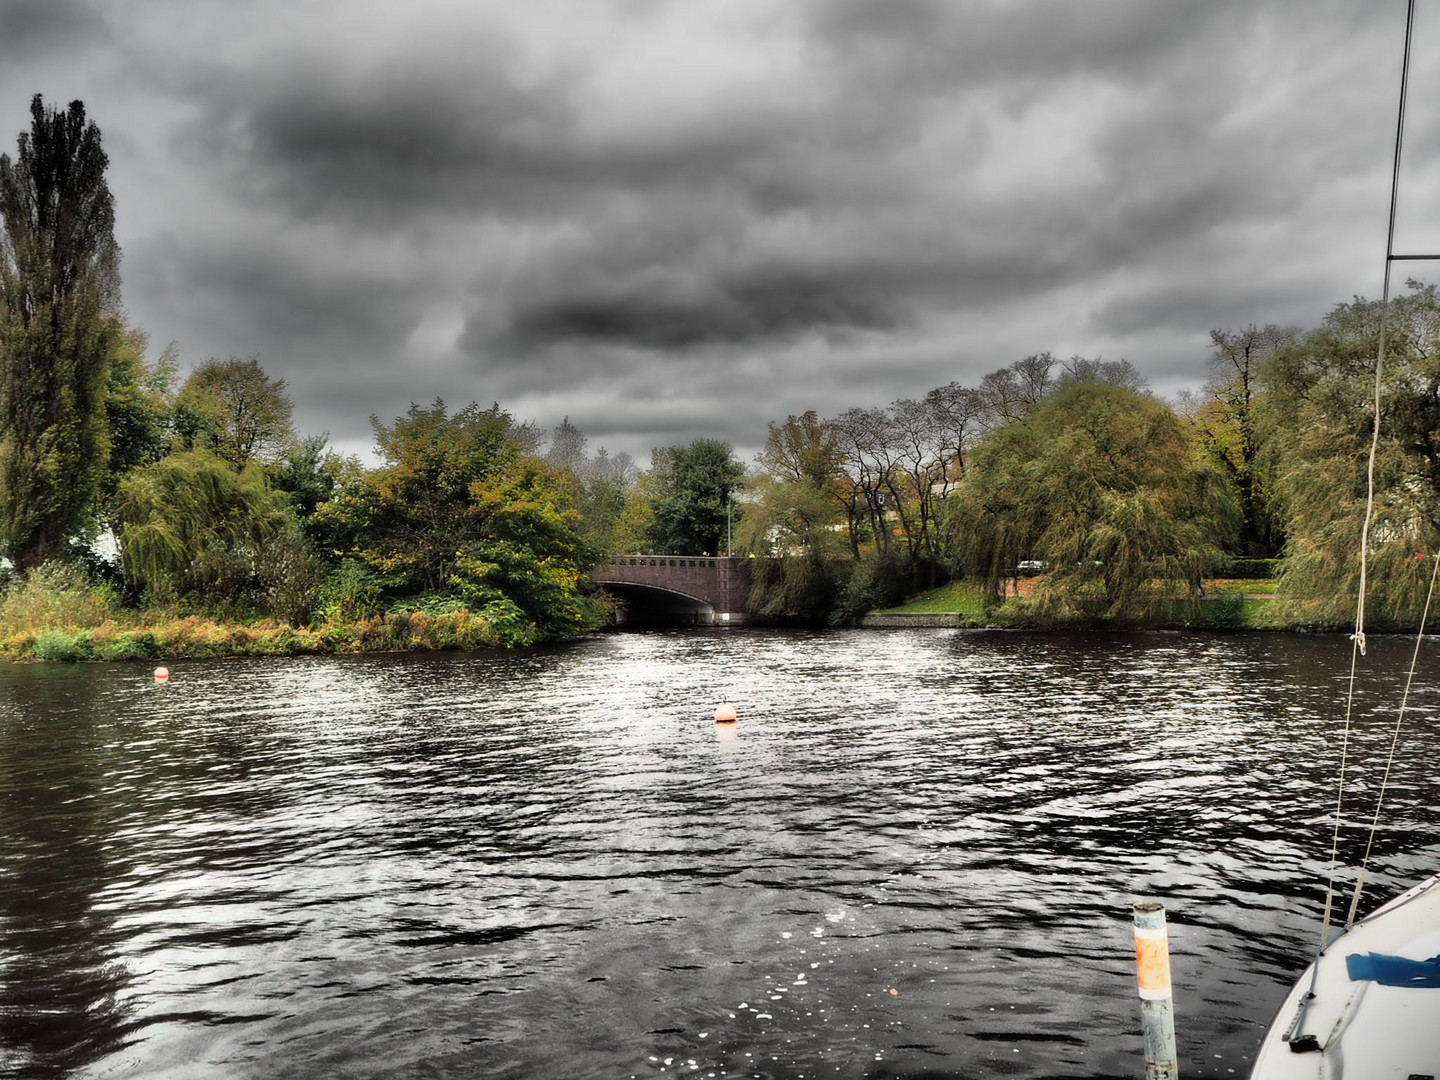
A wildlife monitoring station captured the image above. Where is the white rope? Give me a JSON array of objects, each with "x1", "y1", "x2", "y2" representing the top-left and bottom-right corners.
[
  {"x1": 1345, "y1": 548, "x2": 1440, "y2": 928},
  {"x1": 1318, "y1": 0, "x2": 1415, "y2": 948}
]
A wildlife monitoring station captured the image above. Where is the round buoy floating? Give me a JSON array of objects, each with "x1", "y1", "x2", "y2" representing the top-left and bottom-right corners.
[
  {"x1": 714, "y1": 702, "x2": 738, "y2": 724},
  {"x1": 154, "y1": 666, "x2": 169, "y2": 681}
]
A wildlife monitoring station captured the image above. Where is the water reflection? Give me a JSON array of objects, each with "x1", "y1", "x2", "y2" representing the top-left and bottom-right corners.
[
  {"x1": 1, "y1": 630, "x2": 1438, "y2": 1078},
  {"x1": 0, "y1": 666, "x2": 135, "y2": 1077}
]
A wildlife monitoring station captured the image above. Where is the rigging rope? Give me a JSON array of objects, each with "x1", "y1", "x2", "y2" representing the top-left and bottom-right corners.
[
  {"x1": 1319, "y1": 0, "x2": 1416, "y2": 944},
  {"x1": 1346, "y1": 549, "x2": 1440, "y2": 927}
]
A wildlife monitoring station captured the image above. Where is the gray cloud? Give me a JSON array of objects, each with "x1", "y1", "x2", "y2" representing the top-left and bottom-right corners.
[
  {"x1": 0, "y1": 0, "x2": 108, "y2": 64},
  {"x1": 0, "y1": 0, "x2": 1424, "y2": 466}
]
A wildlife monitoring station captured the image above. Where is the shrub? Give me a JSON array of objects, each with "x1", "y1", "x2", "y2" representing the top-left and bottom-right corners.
[
  {"x1": 1190, "y1": 594, "x2": 1246, "y2": 630},
  {"x1": 0, "y1": 561, "x2": 118, "y2": 632},
  {"x1": 259, "y1": 529, "x2": 328, "y2": 626},
  {"x1": 94, "y1": 630, "x2": 159, "y2": 661},
  {"x1": 33, "y1": 628, "x2": 93, "y2": 662},
  {"x1": 478, "y1": 599, "x2": 536, "y2": 647},
  {"x1": 830, "y1": 552, "x2": 910, "y2": 626},
  {"x1": 320, "y1": 560, "x2": 385, "y2": 622}
]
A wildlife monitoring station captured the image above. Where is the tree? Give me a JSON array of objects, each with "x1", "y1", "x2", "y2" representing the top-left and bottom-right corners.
[
  {"x1": 271, "y1": 432, "x2": 341, "y2": 524},
  {"x1": 576, "y1": 446, "x2": 638, "y2": 556},
  {"x1": 951, "y1": 382, "x2": 1235, "y2": 620},
  {"x1": 1195, "y1": 325, "x2": 1295, "y2": 556},
  {"x1": 646, "y1": 438, "x2": 746, "y2": 556},
  {"x1": 831, "y1": 407, "x2": 894, "y2": 556},
  {"x1": 175, "y1": 356, "x2": 294, "y2": 469},
  {"x1": 545, "y1": 416, "x2": 587, "y2": 478},
  {"x1": 319, "y1": 399, "x2": 598, "y2": 637},
  {"x1": 0, "y1": 95, "x2": 121, "y2": 569},
  {"x1": 751, "y1": 412, "x2": 850, "y2": 554},
  {"x1": 101, "y1": 326, "x2": 177, "y2": 513},
  {"x1": 977, "y1": 353, "x2": 1056, "y2": 425},
  {"x1": 114, "y1": 448, "x2": 301, "y2": 610},
  {"x1": 925, "y1": 381, "x2": 985, "y2": 486},
  {"x1": 740, "y1": 412, "x2": 849, "y2": 621},
  {"x1": 1262, "y1": 282, "x2": 1440, "y2": 625}
]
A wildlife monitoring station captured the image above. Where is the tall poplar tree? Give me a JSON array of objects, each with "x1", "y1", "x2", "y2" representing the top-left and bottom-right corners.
[{"x1": 0, "y1": 95, "x2": 120, "y2": 570}]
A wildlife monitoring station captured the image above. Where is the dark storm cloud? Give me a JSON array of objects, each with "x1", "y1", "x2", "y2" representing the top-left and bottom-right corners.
[
  {"x1": 0, "y1": 0, "x2": 1417, "y2": 463},
  {"x1": 135, "y1": 0, "x2": 1387, "y2": 377},
  {"x1": 174, "y1": 31, "x2": 816, "y2": 225},
  {"x1": 181, "y1": 59, "x2": 577, "y2": 222},
  {"x1": 0, "y1": 0, "x2": 108, "y2": 64},
  {"x1": 500, "y1": 275, "x2": 896, "y2": 351}
]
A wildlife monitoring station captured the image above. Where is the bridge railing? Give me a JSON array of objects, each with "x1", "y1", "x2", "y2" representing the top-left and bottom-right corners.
[{"x1": 605, "y1": 556, "x2": 742, "y2": 568}]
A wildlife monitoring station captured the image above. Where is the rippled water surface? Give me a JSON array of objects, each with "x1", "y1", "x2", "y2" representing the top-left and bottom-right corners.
[{"x1": 4, "y1": 628, "x2": 1440, "y2": 1079}]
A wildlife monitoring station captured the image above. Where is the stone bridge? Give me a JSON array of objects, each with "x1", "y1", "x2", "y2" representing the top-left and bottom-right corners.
[{"x1": 592, "y1": 556, "x2": 752, "y2": 626}]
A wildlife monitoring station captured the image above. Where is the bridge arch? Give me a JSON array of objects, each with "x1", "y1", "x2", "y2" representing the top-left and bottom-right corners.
[{"x1": 593, "y1": 556, "x2": 750, "y2": 626}]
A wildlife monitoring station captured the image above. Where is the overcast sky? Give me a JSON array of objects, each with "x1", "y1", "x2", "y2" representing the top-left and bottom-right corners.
[{"x1": 2, "y1": 0, "x2": 1437, "y2": 466}]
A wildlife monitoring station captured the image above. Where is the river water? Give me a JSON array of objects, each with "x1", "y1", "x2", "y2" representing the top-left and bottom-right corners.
[{"x1": 3, "y1": 628, "x2": 1440, "y2": 1079}]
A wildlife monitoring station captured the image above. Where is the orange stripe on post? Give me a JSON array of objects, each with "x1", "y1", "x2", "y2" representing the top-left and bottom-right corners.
[{"x1": 1135, "y1": 926, "x2": 1172, "y2": 997}]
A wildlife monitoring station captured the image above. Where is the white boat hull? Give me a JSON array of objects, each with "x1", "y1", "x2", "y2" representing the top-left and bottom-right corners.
[{"x1": 1250, "y1": 874, "x2": 1440, "y2": 1079}]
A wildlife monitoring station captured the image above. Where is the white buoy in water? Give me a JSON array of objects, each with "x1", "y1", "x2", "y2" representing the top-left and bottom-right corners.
[
  {"x1": 714, "y1": 703, "x2": 737, "y2": 724},
  {"x1": 154, "y1": 666, "x2": 169, "y2": 681}
]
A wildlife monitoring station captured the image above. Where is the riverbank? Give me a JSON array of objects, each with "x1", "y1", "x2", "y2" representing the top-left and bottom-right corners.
[
  {"x1": 0, "y1": 577, "x2": 1302, "y2": 662},
  {"x1": 876, "y1": 578, "x2": 1284, "y2": 630},
  {"x1": 1, "y1": 609, "x2": 532, "y2": 662}
]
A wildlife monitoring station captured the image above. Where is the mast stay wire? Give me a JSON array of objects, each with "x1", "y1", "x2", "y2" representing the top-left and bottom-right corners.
[{"x1": 1320, "y1": 0, "x2": 1440, "y2": 943}]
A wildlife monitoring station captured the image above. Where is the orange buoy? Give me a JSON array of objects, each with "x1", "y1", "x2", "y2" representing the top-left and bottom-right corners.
[
  {"x1": 714, "y1": 703, "x2": 737, "y2": 724},
  {"x1": 154, "y1": 666, "x2": 169, "y2": 680}
]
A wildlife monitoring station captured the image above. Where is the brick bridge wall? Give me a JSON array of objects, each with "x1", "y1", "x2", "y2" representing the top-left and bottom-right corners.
[{"x1": 593, "y1": 556, "x2": 752, "y2": 623}]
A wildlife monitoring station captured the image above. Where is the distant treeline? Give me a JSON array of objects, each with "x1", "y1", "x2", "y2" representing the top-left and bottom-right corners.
[{"x1": 4, "y1": 95, "x2": 1438, "y2": 645}]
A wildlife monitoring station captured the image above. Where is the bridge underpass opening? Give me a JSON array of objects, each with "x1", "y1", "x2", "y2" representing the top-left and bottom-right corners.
[{"x1": 601, "y1": 582, "x2": 717, "y2": 627}]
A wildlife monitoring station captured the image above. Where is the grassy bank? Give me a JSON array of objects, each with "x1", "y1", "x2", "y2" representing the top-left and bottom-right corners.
[
  {"x1": 881, "y1": 578, "x2": 1283, "y2": 630},
  {"x1": 0, "y1": 570, "x2": 1296, "y2": 662},
  {"x1": 0, "y1": 564, "x2": 564, "y2": 662},
  {"x1": 878, "y1": 581, "x2": 987, "y2": 620},
  {"x1": 1, "y1": 609, "x2": 537, "y2": 662}
]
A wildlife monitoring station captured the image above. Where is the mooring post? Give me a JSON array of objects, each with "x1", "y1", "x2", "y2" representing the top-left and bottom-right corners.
[{"x1": 1132, "y1": 901, "x2": 1179, "y2": 1080}]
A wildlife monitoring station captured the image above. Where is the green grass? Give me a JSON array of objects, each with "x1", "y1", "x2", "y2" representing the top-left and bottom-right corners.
[
  {"x1": 1238, "y1": 596, "x2": 1280, "y2": 627},
  {"x1": 879, "y1": 578, "x2": 1281, "y2": 630},
  {"x1": 880, "y1": 581, "x2": 987, "y2": 617},
  {"x1": 1208, "y1": 578, "x2": 1279, "y2": 596}
]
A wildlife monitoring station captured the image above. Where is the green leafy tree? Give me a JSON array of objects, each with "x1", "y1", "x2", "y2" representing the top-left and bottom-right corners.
[
  {"x1": 322, "y1": 400, "x2": 598, "y2": 638},
  {"x1": 1193, "y1": 324, "x2": 1294, "y2": 557},
  {"x1": 576, "y1": 447, "x2": 638, "y2": 556},
  {"x1": 102, "y1": 326, "x2": 177, "y2": 505},
  {"x1": 453, "y1": 456, "x2": 600, "y2": 639},
  {"x1": 175, "y1": 356, "x2": 294, "y2": 469},
  {"x1": 106, "y1": 328, "x2": 177, "y2": 471},
  {"x1": 0, "y1": 95, "x2": 121, "y2": 569},
  {"x1": 741, "y1": 412, "x2": 849, "y2": 620},
  {"x1": 646, "y1": 438, "x2": 746, "y2": 556},
  {"x1": 114, "y1": 448, "x2": 303, "y2": 611},
  {"x1": 271, "y1": 432, "x2": 340, "y2": 522},
  {"x1": 1262, "y1": 281, "x2": 1440, "y2": 625},
  {"x1": 951, "y1": 382, "x2": 1235, "y2": 620}
]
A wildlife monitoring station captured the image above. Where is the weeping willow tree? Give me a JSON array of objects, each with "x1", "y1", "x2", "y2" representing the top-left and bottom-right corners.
[
  {"x1": 950, "y1": 381, "x2": 1236, "y2": 623},
  {"x1": 1261, "y1": 281, "x2": 1440, "y2": 628},
  {"x1": 114, "y1": 449, "x2": 307, "y2": 612}
]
